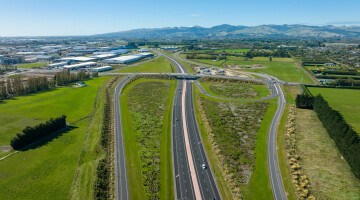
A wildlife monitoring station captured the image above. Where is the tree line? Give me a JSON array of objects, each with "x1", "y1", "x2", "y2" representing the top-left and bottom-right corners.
[
  {"x1": 245, "y1": 49, "x2": 291, "y2": 58},
  {"x1": 54, "y1": 70, "x2": 90, "y2": 86},
  {"x1": 296, "y1": 94, "x2": 360, "y2": 179},
  {"x1": 0, "y1": 70, "x2": 91, "y2": 100},
  {"x1": 10, "y1": 115, "x2": 67, "y2": 150},
  {"x1": 0, "y1": 64, "x2": 17, "y2": 75},
  {"x1": 186, "y1": 53, "x2": 226, "y2": 60}
]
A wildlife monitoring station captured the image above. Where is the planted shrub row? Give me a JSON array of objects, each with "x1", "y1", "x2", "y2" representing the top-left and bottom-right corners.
[{"x1": 10, "y1": 115, "x2": 67, "y2": 150}]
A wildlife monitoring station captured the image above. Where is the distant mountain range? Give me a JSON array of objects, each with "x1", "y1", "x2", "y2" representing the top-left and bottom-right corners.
[{"x1": 95, "y1": 24, "x2": 360, "y2": 39}]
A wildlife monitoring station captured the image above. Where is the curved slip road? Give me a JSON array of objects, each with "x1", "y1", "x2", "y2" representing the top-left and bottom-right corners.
[
  {"x1": 114, "y1": 74, "x2": 135, "y2": 200},
  {"x1": 110, "y1": 51, "x2": 287, "y2": 200}
]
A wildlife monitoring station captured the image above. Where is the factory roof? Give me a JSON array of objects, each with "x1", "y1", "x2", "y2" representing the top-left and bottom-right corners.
[{"x1": 63, "y1": 62, "x2": 97, "y2": 69}]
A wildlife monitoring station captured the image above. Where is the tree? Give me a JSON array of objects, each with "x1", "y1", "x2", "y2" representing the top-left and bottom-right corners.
[{"x1": 269, "y1": 56, "x2": 272, "y2": 62}]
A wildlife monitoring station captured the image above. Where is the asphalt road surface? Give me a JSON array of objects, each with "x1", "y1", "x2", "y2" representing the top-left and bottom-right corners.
[
  {"x1": 161, "y1": 51, "x2": 221, "y2": 200},
  {"x1": 267, "y1": 82, "x2": 287, "y2": 200},
  {"x1": 114, "y1": 74, "x2": 135, "y2": 200}
]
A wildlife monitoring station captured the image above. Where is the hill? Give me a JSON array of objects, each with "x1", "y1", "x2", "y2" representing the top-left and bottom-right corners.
[{"x1": 95, "y1": 24, "x2": 360, "y2": 39}]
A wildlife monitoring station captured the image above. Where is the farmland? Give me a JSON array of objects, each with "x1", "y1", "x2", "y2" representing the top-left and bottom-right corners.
[
  {"x1": 296, "y1": 109, "x2": 360, "y2": 199},
  {"x1": 0, "y1": 76, "x2": 111, "y2": 199},
  {"x1": 0, "y1": 76, "x2": 110, "y2": 147},
  {"x1": 120, "y1": 79, "x2": 175, "y2": 200},
  {"x1": 183, "y1": 54, "x2": 314, "y2": 83},
  {"x1": 193, "y1": 83, "x2": 275, "y2": 199},
  {"x1": 308, "y1": 87, "x2": 360, "y2": 133},
  {"x1": 114, "y1": 57, "x2": 174, "y2": 73}
]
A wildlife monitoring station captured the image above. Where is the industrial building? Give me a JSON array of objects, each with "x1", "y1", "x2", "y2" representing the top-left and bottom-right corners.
[
  {"x1": 56, "y1": 56, "x2": 96, "y2": 63},
  {"x1": 92, "y1": 66, "x2": 113, "y2": 72},
  {"x1": 134, "y1": 53, "x2": 154, "y2": 58},
  {"x1": 103, "y1": 55, "x2": 142, "y2": 64},
  {"x1": 63, "y1": 62, "x2": 97, "y2": 70},
  {"x1": 47, "y1": 62, "x2": 67, "y2": 69},
  {"x1": 161, "y1": 46, "x2": 178, "y2": 51},
  {"x1": 138, "y1": 48, "x2": 150, "y2": 52},
  {"x1": 91, "y1": 54, "x2": 117, "y2": 60}
]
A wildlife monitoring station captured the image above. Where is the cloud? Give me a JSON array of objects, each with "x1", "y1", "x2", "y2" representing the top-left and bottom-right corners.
[{"x1": 189, "y1": 14, "x2": 203, "y2": 17}]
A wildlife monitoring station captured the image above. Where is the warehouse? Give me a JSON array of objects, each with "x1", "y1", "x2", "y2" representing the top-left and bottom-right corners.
[
  {"x1": 91, "y1": 54, "x2": 116, "y2": 60},
  {"x1": 138, "y1": 48, "x2": 150, "y2": 52},
  {"x1": 47, "y1": 62, "x2": 67, "y2": 69},
  {"x1": 103, "y1": 55, "x2": 141, "y2": 64},
  {"x1": 57, "y1": 56, "x2": 96, "y2": 63},
  {"x1": 63, "y1": 62, "x2": 97, "y2": 70},
  {"x1": 134, "y1": 53, "x2": 154, "y2": 58},
  {"x1": 92, "y1": 66, "x2": 113, "y2": 72}
]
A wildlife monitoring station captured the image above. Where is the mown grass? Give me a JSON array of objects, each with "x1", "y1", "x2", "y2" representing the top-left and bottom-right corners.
[
  {"x1": 17, "y1": 63, "x2": 47, "y2": 68},
  {"x1": 114, "y1": 56, "x2": 173, "y2": 73},
  {"x1": 0, "y1": 76, "x2": 110, "y2": 199},
  {"x1": 199, "y1": 81, "x2": 270, "y2": 99},
  {"x1": 0, "y1": 77, "x2": 110, "y2": 147},
  {"x1": 0, "y1": 119, "x2": 89, "y2": 200},
  {"x1": 120, "y1": 79, "x2": 175, "y2": 200},
  {"x1": 186, "y1": 55, "x2": 313, "y2": 83},
  {"x1": 296, "y1": 109, "x2": 360, "y2": 199},
  {"x1": 308, "y1": 87, "x2": 360, "y2": 133}
]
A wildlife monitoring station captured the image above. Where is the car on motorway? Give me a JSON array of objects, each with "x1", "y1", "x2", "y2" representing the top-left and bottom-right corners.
[{"x1": 202, "y1": 164, "x2": 207, "y2": 169}]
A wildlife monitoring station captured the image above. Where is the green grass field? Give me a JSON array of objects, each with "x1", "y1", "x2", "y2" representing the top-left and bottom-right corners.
[
  {"x1": 120, "y1": 79, "x2": 175, "y2": 200},
  {"x1": 199, "y1": 82, "x2": 270, "y2": 99},
  {"x1": 308, "y1": 87, "x2": 360, "y2": 133},
  {"x1": 186, "y1": 55, "x2": 313, "y2": 83},
  {"x1": 0, "y1": 76, "x2": 111, "y2": 199},
  {"x1": 193, "y1": 59, "x2": 225, "y2": 66},
  {"x1": 114, "y1": 57, "x2": 174, "y2": 73},
  {"x1": 0, "y1": 77, "x2": 109, "y2": 147},
  {"x1": 296, "y1": 109, "x2": 360, "y2": 199},
  {"x1": 17, "y1": 63, "x2": 47, "y2": 68}
]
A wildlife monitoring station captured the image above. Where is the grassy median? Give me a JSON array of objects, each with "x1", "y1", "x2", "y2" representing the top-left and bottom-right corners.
[{"x1": 120, "y1": 79, "x2": 175, "y2": 200}]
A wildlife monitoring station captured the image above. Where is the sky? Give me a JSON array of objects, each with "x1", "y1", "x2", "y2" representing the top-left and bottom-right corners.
[{"x1": 0, "y1": 0, "x2": 359, "y2": 36}]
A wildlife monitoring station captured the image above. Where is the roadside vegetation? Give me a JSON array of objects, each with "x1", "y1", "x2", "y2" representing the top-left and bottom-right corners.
[
  {"x1": 198, "y1": 77, "x2": 270, "y2": 99},
  {"x1": 121, "y1": 79, "x2": 175, "y2": 200},
  {"x1": 0, "y1": 76, "x2": 110, "y2": 199},
  {"x1": 114, "y1": 56, "x2": 174, "y2": 73},
  {"x1": 193, "y1": 83, "x2": 273, "y2": 199}
]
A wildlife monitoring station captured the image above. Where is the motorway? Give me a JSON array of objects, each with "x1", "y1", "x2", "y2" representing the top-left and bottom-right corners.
[
  {"x1": 170, "y1": 53, "x2": 288, "y2": 200},
  {"x1": 159, "y1": 50, "x2": 222, "y2": 200},
  {"x1": 111, "y1": 51, "x2": 287, "y2": 200},
  {"x1": 114, "y1": 74, "x2": 135, "y2": 200}
]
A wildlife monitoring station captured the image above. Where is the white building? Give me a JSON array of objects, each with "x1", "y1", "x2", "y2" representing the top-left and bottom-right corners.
[
  {"x1": 47, "y1": 62, "x2": 67, "y2": 69},
  {"x1": 91, "y1": 54, "x2": 116, "y2": 60},
  {"x1": 103, "y1": 55, "x2": 142, "y2": 64},
  {"x1": 63, "y1": 62, "x2": 97, "y2": 70},
  {"x1": 138, "y1": 48, "x2": 150, "y2": 52},
  {"x1": 92, "y1": 66, "x2": 113, "y2": 72},
  {"x1": 57, "y1": 56, "x2": 96, "y2": 63}
]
